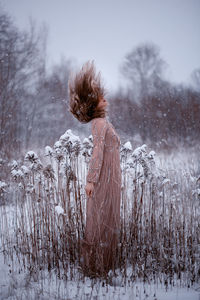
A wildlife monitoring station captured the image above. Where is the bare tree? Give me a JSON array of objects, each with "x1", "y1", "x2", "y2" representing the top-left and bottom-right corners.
[
  {"x1": 191, "y1": 68, "x2": 200, "y2": 91},
  {"x1": 27, "y1": 57, "x2": 77, "y2": 149},
  {"x1": 0, "y1": 11, "x2": 47, "y2": 159},
  {"x1": 120, "y1": 42, "x2": 167, "y2": 100}
]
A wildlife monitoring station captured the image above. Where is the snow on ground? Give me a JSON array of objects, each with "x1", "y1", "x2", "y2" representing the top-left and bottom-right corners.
[
  {"x1": 0, "y1": 251, "x2": 199, "y2": 300},
  {"x1": 1, "y1": 145, "x2": 199, "y2": 299}
]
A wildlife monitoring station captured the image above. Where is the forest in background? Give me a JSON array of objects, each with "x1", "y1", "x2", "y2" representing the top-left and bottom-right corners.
[{"x1": 1, "y1": 10, "x2": 200, "y2": 171}]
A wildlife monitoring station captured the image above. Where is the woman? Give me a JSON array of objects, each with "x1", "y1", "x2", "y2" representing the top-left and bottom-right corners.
[{"x1": 68, "y1": 61, "x2": 121, "y2": 276}]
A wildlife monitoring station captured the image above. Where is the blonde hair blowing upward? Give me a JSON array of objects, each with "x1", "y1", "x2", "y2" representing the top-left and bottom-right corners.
[{"x1": 68, "y1": 61, "x2": 106, "y2": 123}]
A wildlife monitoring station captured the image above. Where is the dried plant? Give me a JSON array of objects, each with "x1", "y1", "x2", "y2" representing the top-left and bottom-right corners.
[{"x1": 0, "y1": 130, "x2": 199, "y2": 288}]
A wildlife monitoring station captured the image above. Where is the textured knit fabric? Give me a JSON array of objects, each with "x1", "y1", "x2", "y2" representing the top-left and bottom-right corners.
[{"x1": 81, "y1": 116, "x2": 122, "y2": 275}]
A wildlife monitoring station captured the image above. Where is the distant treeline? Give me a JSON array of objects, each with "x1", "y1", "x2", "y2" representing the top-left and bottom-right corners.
[
  {"x1": 109, "y1": 85, "x2": 200, "y2": 149},
  {"x1": 0, "y1": 10, "x2": 200, "y2": 162}
]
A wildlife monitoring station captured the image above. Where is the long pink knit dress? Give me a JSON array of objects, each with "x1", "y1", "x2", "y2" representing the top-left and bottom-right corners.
[{"x1": 81, "y1": 116, "x2": 122, "y2": 274}]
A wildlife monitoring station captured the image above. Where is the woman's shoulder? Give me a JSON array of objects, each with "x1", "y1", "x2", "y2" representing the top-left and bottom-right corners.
[{"x1": 91, "y1": 117, "x2": 109, "y2": 130}]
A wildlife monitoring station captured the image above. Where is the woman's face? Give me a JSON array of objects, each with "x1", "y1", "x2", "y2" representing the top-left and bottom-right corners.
[{"x1": 97, "y1": 97, "x2": 108, "y2": 110}]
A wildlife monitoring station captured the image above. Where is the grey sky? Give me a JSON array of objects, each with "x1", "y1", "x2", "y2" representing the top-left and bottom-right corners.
[{"x1": 1, "y1": 0, "x2": 200, "y2": 91}]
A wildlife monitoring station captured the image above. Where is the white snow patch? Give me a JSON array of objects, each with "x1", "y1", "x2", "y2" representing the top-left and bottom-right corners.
[
  {"x1": 21, "y1": 165, "x2": 30, "y2": 175},
  {"x1": 45, "y1": 145, "x2": 53, "y2": 156},
  {"x1": 0, "y1": 181, "x2": 7, "y2": 189},
  {"x1": 148, "y1": 150, "x2": 156, "y2": 159},
  {"x1": 54, "y1": 140, "x2": 62, "y2": 149},
  {"x1": 162, "y1": 178, "x2": 170, "y2": 185},
  {"x1": 123, "y1": 141, "x2": 132, "y2": 151},
  {"x1": 11, "y1": 169, "x2": 23, "y2": 178},
  {"x1": 59, "y1": 129, "x2": 81, "y2": 144},
  {"x1": 55, "y1": 205, "x2": 64, "y2": 215}
]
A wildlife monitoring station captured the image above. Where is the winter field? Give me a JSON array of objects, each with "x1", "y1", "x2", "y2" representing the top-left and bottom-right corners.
[{"x1": 0, "y1": 129, "x2": 199, "y2": 300}]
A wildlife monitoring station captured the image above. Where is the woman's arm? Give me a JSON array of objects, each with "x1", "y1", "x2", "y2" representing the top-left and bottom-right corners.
[{"x1": 86, "y1": 118, "x2": 107, "y2": 183}]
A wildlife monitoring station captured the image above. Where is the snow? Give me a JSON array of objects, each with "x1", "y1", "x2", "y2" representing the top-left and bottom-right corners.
[
  {"x1": 1, "y1": 202, "x2": 199, "y2": 299},
  {"x1": 55, "y1": 205, "x2": 64, "y2": 215},
  {"x1": 11, "y1": 169, "x2": 23, "y2": 178},
  {"x1": 59, "y1": 129, "x2": 81, "y2": 145},
  {"x1": 83, "y1": 137, "x2": 92, "y2": 147},
  {"x1": 21, "y1": 165, "x2": 30, "y2": 175},
  {"x1": 0, "y1": 253, "x2": 199, "y2": 300},
  {"x1": 131, "y1": 144, "x2": 148, "y2": 157},
  {"x1": 1, "y1": 133, "x2": 199, "y2": 299},
  {"x1": 140, "y1": 144, "x2": 147, "y2": 151},
  {"x1": 25, "y1": 151, "x2": 39, "y2": 160},
  {"x1": 148, "y1": 150, "x2": 156, "y2": 159},
  {"x1": 0, "y1": 204, "x2": 199, "y2": 299},
  {"x1": 123, "y1": 141, "x2": 132, "y2": 151},
  {"x1": 0, "y1": 181, "x2": 7, "y2": 189},
  {"x1": 162, "y1": 178, "x2": 170, "y2": 185},
  {"x1": 54, "y1": 140, "x2": 62, "y2": 149},
  {"x1": 192, "y1": 188, "x2": 200, "y2": 196},
  {"x1": 10, "y1": 160, "x2": 18, "y2": 169},
  {"x1": 88, "y1": 134, "x2": 93, "y2": 142},
  {"x1": 45, "y1": 145, "x2": 53, "y2": 156}
]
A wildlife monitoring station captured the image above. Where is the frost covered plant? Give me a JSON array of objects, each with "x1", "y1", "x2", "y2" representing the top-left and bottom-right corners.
[
  {"x1": 88, "y1": 134, "x2": 93, "y2": 144},
  {"x1": 60, "y1": 129, "x2": 82, "y2": 156},
  {"x1": 11, "y1": 168, "x2": 24, "y2": 182},
  {"x1": 55, "y1": 205, "x2": 64, "y2": 216},
  {"x1": 121, "y1": 141, "x2": 132, "y2": 155},
  {"x1": 122, "y1": 143, "x2": 157, "y2": 184},
  {"x1": 82, "y1": 137, "x2": 92, "y2": 163},
  {"x1": 64, "y1": 163, "x2": 76, "y2": 182},
  {"x1": 0, "y1": 181, "x2": 7, "y2": 197},
  {"x1": 1, "y1": 128, "x2": 199, "y2": 287},
  {"x1": 10, "y1": 160, "x2": 24, "y2": 183},
  {"x1": 120, "y1": 141, "x2": 132, "y2": 161},
  {"x1": 45, "y1": 146, "x2": 53, "y2": 157},
  {"x1": 20, "y1": 165, "x2": 30, "y2": 177},
  {"x1": 25, "y1": 151, "x2": 43, "y2": 172},
  {"x1": 147, "y1": 150, "x2": 157, "y2": 175},
  {"x1": 25, "y1": 151, "x2": 39, "y2": 164},
  {"x1": 131, "y1": 144, "x2": 152, "y2": 179},
  {"x1": 0, "y1": 157, "x2": 5, "y2": 167},
  {"x1": 53, "y1": 141, "x2": 65, "y2": 162},
  {"x1": 10, "y1": 159, "x2": 18, "y2": 170},
  {"x1": 43, "y1": 164, "x2": 55, "y2": 181}
]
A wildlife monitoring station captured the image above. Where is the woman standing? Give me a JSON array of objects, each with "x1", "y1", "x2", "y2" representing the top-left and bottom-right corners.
[{"x1": 68, "y1": 61, "x2": 121, "y2": 276}]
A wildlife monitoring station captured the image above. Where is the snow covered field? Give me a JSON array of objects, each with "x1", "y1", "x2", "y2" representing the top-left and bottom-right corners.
[
  {"x1": 0, "y1": 252, "x2": 199, "y2": 300},
  {"x1": 0, "y1": 130, "x2": 199, "y2": 299}
]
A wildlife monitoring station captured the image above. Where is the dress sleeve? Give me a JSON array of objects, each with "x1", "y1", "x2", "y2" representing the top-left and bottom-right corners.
[{"x1": 86, "y1": 118, "x2": 108, "y2": 183}]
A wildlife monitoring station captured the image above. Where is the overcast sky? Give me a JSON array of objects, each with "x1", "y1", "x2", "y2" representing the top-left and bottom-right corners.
[{"x1": 1, "y1": 0, "x2": 200, "y2": 91}]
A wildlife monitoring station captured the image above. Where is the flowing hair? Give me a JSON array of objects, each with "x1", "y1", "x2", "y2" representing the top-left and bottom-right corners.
[{"x1": 68, "y1": 60, "x2": 107, "y2": 123}]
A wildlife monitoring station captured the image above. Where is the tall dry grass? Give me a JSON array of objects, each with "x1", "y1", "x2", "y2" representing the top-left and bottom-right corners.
[{"x1": 0, "y1": 129, "x2": 199, "y2": 286}]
